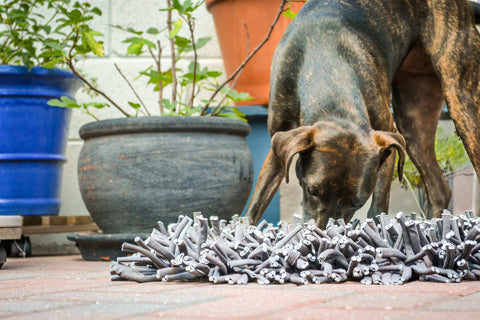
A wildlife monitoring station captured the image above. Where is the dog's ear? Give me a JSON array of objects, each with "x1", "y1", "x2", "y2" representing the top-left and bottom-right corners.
[
  {"x1": 271, "y1": 126, "x2": 318, "y2": 183},
  {"x1": 373, "y1": 131, "x2": 406, "y2": 181}
]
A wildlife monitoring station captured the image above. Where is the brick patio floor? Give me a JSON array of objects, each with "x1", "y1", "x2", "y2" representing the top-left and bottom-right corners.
[{"x1": 1, "y1": 255, "x2": 480, "y2": 319}]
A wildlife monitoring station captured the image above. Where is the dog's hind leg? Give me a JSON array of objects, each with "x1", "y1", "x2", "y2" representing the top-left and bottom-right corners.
[
  {"x1": 426, "y1": 25, "x2": 480, "y2": 200},
  {"x1": 392, "y1": 49, "x2": 450, "y2": 218}
]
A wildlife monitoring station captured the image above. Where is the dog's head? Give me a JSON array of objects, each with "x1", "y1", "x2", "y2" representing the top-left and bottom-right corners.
[{"x1": 271, "y1": 122, "x2": 405, "y2": 228}]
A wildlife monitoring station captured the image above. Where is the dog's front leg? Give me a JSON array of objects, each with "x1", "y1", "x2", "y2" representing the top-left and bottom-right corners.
[
  {"x1": 245, "y1": 149, "x2": 285, "y2": 225},
  {"x1": 367, "y1": 152, "x2": 395, "y2": 218}
]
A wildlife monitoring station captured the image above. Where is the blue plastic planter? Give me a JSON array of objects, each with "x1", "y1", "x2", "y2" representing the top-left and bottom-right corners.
[
  {"x1": 237, "y1": 106, "x2": 281, "y2": 224},
  {"x1": 0, "y1": 66, "x2": 81, "y2": 216}
]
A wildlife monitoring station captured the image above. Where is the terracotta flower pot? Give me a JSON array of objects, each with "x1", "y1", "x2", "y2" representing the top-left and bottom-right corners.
[{"x1": 206, "y1": 0, "x2": 304, "y2": 106}]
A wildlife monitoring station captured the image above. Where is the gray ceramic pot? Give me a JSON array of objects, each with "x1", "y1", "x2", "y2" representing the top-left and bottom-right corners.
[{"x1": 78, "y1": 116, "x2": 253, "y2": 234}]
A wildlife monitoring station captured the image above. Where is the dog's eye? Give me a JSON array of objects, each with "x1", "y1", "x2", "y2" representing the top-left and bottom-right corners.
[{"x1": 307, "y1": 186, "x2": 318, "y2": 197}]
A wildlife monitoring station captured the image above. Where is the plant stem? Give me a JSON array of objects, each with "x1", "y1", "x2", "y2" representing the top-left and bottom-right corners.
[
  {"x1": 67, "y1": 27, "x2": 79, "y2": 61},
  {"x1": 166, "y1": 0, "x2": 178, "y2": 111},
  {"x1": 0, "y1": 35, "x2": 12, "y2": 64},
  {"x1": 242, "y1": 21, "x2": 251, "y2": 56},
  {"x1": 159, "y1": 46, "x2": 165, "y2": 114},
  {"x1": 201, "y1": 0, "x2": 289, "y2": 115},
  {"x1": 86, "y1": 109, "x2": 100, "y2": 121},
  {"x1": 114, "y1": 63, "x2": 151, "y2": 116},
  {"x1": 186, "y1": 15, "x2": 198, "y2": 109}
]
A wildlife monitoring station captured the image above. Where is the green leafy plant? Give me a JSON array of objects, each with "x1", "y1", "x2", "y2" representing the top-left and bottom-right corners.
[
  {"x1": 2, "y1": 0, "x2": 299, "y2": 119},
  {"x1": 48, "y1": 0, "x2": 296, "y2": 120},
  {"x1": 0, "y1": 0, "x2": 103, "y2": 69}
]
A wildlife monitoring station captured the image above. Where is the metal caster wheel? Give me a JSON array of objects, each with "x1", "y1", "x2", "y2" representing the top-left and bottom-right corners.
[
  {"x1": 0, "y1": 245, "x2": 6, "y2": 269},
  {"x1": 9, "y1": 236, "x2": 32, "y2": 257}
]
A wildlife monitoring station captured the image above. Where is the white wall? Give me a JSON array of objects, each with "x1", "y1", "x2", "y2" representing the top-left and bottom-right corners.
[{"x1": 35, "y1": 0, "x2": 226, "y2": 253}]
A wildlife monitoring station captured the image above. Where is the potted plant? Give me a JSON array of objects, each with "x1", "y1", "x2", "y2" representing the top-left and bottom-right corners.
[
  {"x1": 50, "y1": 0, "x2": 297, "y2": 236},
  {"x1": 0, "y1": 0, "x2": 99, "y2": 216}
]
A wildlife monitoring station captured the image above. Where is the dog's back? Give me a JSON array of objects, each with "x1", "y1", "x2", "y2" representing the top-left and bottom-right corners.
[{"x1": 268, "y1": 0, "x2": 476, "y2": 134}]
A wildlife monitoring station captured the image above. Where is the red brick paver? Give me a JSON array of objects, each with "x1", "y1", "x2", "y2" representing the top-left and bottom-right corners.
[{"x1": 1, "y1": 255, "x2": 480, "y2": 319}]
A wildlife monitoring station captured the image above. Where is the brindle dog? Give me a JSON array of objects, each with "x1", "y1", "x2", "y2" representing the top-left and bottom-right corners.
[{"x1": 245, "y1": 0, "x2": 480, "y2": 228}]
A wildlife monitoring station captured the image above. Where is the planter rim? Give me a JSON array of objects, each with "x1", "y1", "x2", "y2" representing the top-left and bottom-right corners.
[
  {"x1": 445, "y1": 162, "x2": 474, "y2": 178},
  {"x1": 0, "y1": 65, "x2": 75, "y2": 78},
  {"x1": 206, "y1": 0, "x2": 284, "y2": 11},
  {"x1": 79, "y1": 116, "x2": 251, "y2": 140},
  {"x1": 205, "y1": 0, "x2": 225, "y2": 11}
]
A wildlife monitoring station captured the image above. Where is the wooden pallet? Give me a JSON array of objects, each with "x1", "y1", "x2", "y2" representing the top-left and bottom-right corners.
[
  {"x1": 0, "y1": 227, "x2": 21, "y2": 240},
  {"x1": 0, "y1": 216, "x2": 22, "y2": 240},
  {"x1": 22, "y1": 216, "x2": 100, "y2": 235}
]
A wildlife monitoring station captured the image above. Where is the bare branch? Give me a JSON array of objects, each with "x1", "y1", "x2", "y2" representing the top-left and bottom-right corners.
[
  {"x1": 187, "y1": 16, "x2": 198, "y2": 109},
  {"x1": 157, "y1": 40, "x2": 164, "y2": 114},
  {"x1": 242, "y1": 21, "x2": 251, "y2": 56},
  {"x1": 66, "y1": 59, "x2": 131, "y2": 117},
  {"x1": 166, "y1": 0, "x2": 178, "y2": 111},
  {"x1": 149, "y1": 40, "x2": 164, "y2": 114},
  {"x1": 85, "y1": 109, "x2": 100, "y2": 121},
  {"x1": 114, "y1": 63, "x2": 151, "y2": 116}
]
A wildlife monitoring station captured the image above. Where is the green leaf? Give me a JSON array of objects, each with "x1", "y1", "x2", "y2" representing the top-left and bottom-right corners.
[
  {"x1": 223, "y1": 88, "x2": 253, "y2": 102},
  {"x1": 232, "y1": 107, "x2": 247, "y2": 121},
  {"x1": 126, "y1": 43, "x2": 143, "y2": 55},
  {"x1": 283, "y1": 7, "x2": 298, "y2": 20},
  {"x1": 41, "y1": 25, "x2": 52, "y2": 35},
  {"x1": 174, "y1": 36, "x2": 191, "y2": 50},
  {"x1": 82, "y1": 29, "x2": 104, "y2": 56},
  {"x1": 68, "y1": 9, "x2": 83, "y2": 23},
  {"x1": 161, "y1": 99, "x2": 177, "y2": 111},
  {"x1": 47, "y1": 96, "x2": 79, "y2": 108},
  {"x1": 43, "y1": 40, "x2": 66, "y2": 51},
  {"x1": 39, "y1": 49, "x2": 64, "y2": 59},
  {"x1": 91, "y1": 7, "x2": 102, "y2": 16},
  {"x1": 195, "y1": 37, "x2": 211, "y2": 50},
  {"x1": 179, "y1": 0, "x2": 204, "y2": 14},
  {"x1": 42, "y1": 57, "x2": 63, "y2": 69},
  {"x1": 172, "y1": 0, "x2": 184, "y2": 13},
  {"x1": 141, "y1": 69, "x2": 173, "y2": 87},
  {"x1": 9, "y1": 9, "x2": 28, "y2": 22},
  {"x1": 169, "y1": 19, "x2": 183, "y2": 38},
  {"x1": 146, "y1": 27, "x2": 160, "y2": 35},
  {"x1": 112, "y1": 25, "x2": 143, "y2": 35},
  {"x1": 84, "y1": 102, "x2": 107, "y2": 109},
  {"x1": 128, "y1": 101, "x2": 141, "y2": 110},
  {"x1": 123, "y1": 37, "x2": 156, "y2": 55},
  {"x1": 206, "y1": 71, "x2": 222, "y2": 78},
  {"x1": 215, "y1": 108, "x2": 247, "y2": 122}
]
